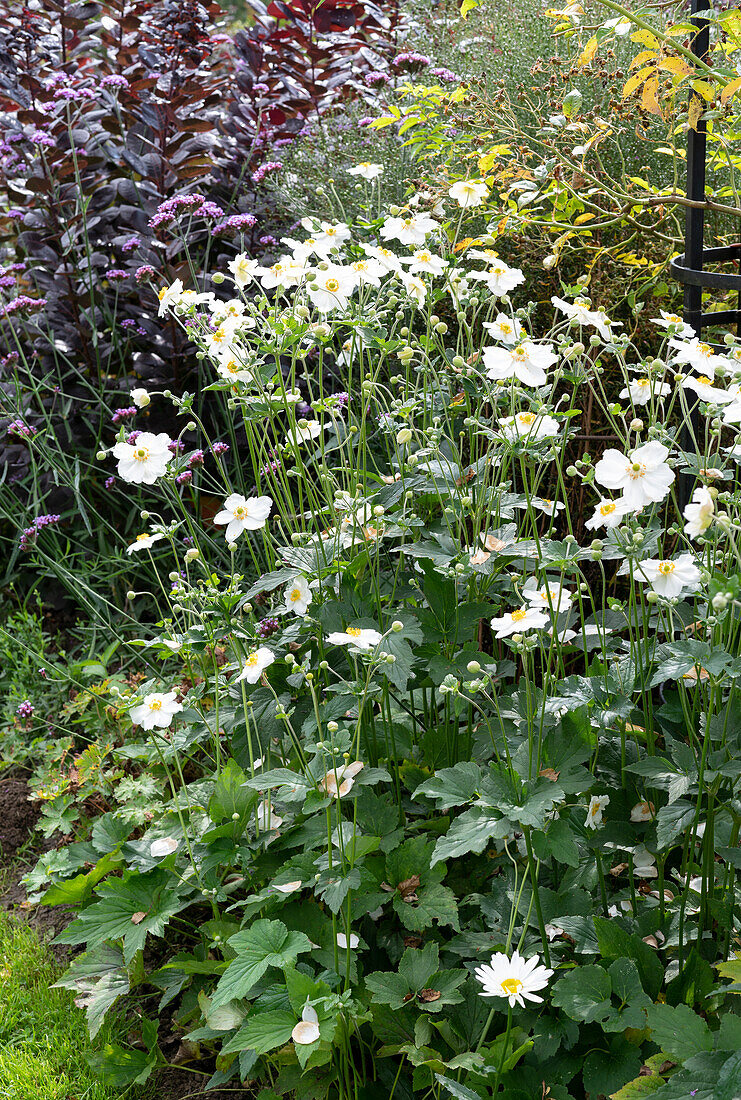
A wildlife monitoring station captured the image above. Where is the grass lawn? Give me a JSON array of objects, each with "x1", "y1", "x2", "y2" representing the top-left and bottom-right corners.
[{"x1": 0, "y1": 911, "x2": 121, "y2": 1100}]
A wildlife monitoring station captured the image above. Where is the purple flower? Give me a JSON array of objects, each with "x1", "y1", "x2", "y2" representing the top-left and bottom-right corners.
[
  {"x1": 7, "y1": 418, "x2": 37, "y2": 438},
  {"x1": 111, "y1": 406, "x2": 137, "y2": 424},
  {"x1": 251, "y1": 160, "x2": 283, "y2": 184},
  {"x1": 212, "y1": 441, "x2": 229, "y2": 456},
  {"x1": 120, "y1": 318, "x2": 136, "y2": 329},
  {"x1": 392, "y1": 51, "x2": 431, "y2": 70},
  {"x1": 430, "y1": 67, "x2": 461, "y2": 84},
  {"x1": 2, "y1": 295, "x2": 46, "y2": 316},
  {"x1": 122, "y1": 236, "x2": 141, "y2": 252},
  {"x1": 52, "y1": 86, "x2": 96, "y2": 101},
  {"x1": 256, "y1": 616, "x2": 280, "y2": 638},
  {"x1": 29, "y1": 130, "x2": 55, "y2": 147},
  {"x1": 188, "y1": 449, "x2": 205, "y2": 467},
  {"x1": 357, "y1": 117, "x2": 375, "y2": 128},
  {"x1": 126, "y1": 430, "x2": 142, "y2": 444},
  {"x1": 105, "y1": 476, "x2": 115, "y2": 489},
  {"x1": 100, "y1": 75, "x2": 129, "y2": 90},
  {"x1": 134, "y1": 264, "x2": 156, "y2": 283},
  {"x1": 258, "y1": 235, "x2": 277, "y2": 247},
  {"x1": 19, "y1": 513, "x2": 61, "y2": 550},
  {"x1": 364, "y1": 71, "x2": 391, "y2": 87},
  {"x1": 105, "y1": 268, "x2": 128, "y2": 282},
  {"x1": 211, "y1": 213, "x2": 257, "y2": 238},
  {"x1": 168, "y1": 439, "x2": 185, "y2": 454},
  {"x1": 176, "y1": 470, "x2": 193, "y2": 485},
  {"x1": 17, "y1": 700, "x2": 34, "y2": 719},
  {"x1": 252, "y1": 82, "x2": 269, "y2": 94},
  {"x1": 0, "y1": 275, "x2": 16, "y2": 288}
]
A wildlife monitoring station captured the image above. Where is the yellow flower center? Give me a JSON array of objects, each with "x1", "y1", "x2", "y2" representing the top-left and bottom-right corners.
[
  {"x1": 290, "y1": 587, "x2": 302, "y2": 602},
  {"x1": 699, "y1": 343, "x2": 712, "y2": 356},
  {"x1": 666, "y1": 314, "x2": 680, "y2": 323},
  {"x1": 403, "y1": 219, "x2": 413, "y2": 227},
  {"x1": 500, "y1": 322, "x2": 512, "y2": 334},
  {"x1": 696, "y1": 375, "x2": 712, "y2": 386},
  {"x1": 629, "y1": 461, "x2": 646, "y2": 478},
  {"x1": 158, "y1": 287, "x2": 168, "y2": 301},
  {"x1": 658, "y1": 561, "x2": 675, "y2": 575},
  {"x1": 136, "y1": 533, "x2": 150, "y2": 542},
  {"x1": 149, "y1": 699, "x2": 162, "y2": 711},
  {"x1": 246, "y1": 653, "x2": 258, "y2": 666},
  {"x1": 234, "y1": 506, "x2": 246, "y2": 519},
  {"x1": 225, "y1": 361, "x2": 239, "y2": 374},
  {"x1": 590, "y1": 801, "x2": 601, "y2": 817},
  {"x1": 213, "y1": 329, "x2": 226, "y2": 344},
  {"x1": 418, "y1": 251, "x2": 431, "y2": 262},
  {"x1": 133, "y1": 447, "x2": 150, "y2": 461},
  {"x1": 511, "y1": 607, "x2": 528, "y2": 623},
  {"x1": 519, "y1": 412, "x2": 536, "y2": 425},
  {"x1": 346, "y1": 626, "x2": 362, "y2": 637},
  {"x1": 636, "y1": 378, "x2": 649, "y2": 387},
  {"x1": 513, "y1": 345, "x2": 526, "y2": 359},
  {"x1": 501, "y1": 977, "x2": 523, "y2": 997},
  {"x1": 325, "y1": 278, "x2": 340, "y2": 292},
  {"x1": 600, "y1": 502, "x2": 616, "y2": 515}
]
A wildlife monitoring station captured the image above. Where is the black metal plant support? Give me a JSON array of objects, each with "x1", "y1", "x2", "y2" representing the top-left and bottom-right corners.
[{"x1": 670, "y1": 0, "x2": 741, "y2": 506}]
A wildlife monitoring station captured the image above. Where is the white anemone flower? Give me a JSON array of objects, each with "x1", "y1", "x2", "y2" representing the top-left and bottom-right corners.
[
  {"x1": 497, "y1": 410, "x2": 560, "y2": 441},
  {"x1": 157, "y1": 279, "x2": 184, "y2": 315},
  {"x1": 490, "y1": 605, "x2": 549, "y2": 638},
  {"x1": 380, "y1": 213, "x2": 438, "y2": 246},
  {"x1": 320, "y1": 761, "x2": 364, "y2": 798},
  {"x1": 112, "y1": 431, "x2": 172, "y2": 484},
  {"x1": 469, "y1": 261, "x2": 525, "y2": 297},
  {"x1": 313, "y1": 221, "x2": 351, "y2": 253},
  {"x1": 326, "y1": 627, "x2": 382, "y2": 650},
  {"x1": 228, "y1": 254, "x2": 262, "y2": 289},
  {"x1": 236, "y1": 647, "x2": 275, "y2": 684},
  {"x1": 585, "y1": 794, "x2": 609, "y2": 829},
  {"x1": 214, "y1": 494, "x2": 273, "y2": 541},
  {"x1": 292, "y1": 1002, "x2": 320, "y2": 1046},
  {"x1": 551, "y1": 296, "x2": 618, "y2": 342},
  {"x1": 483, "y1": 314, "x2": 523, "y2": 345},
  {"x1": 681, "y1": 375, "x2": 735, "y2": 404},
  {"x1": 257, "y1": 798, "x2": 283, "y2": 831},
  {"x1": 347, "y1": 162, "x2": 384, "y2": 180},
  {"x1": 524, "y1": 581, "x2": 573, "y2": 613},
  {"x1": 474, "y1": 950, "x2": 553, "y2": 1008},
  {"x1": 669, "y1": 337, "x2": 731, "y2": 379},
  {"x1": 635, "y1": 554, "x2": 700, "y2": 598},
  {"x1": 594, "y1": 441, "x2": 674, "y2": 509},
  {"x1": 483, "y1": 341, "x2": 558, "y2": 387},
  {"x1": 259, "y1": 258, "x2": 308, "y2": 291},
  {"x1": 127, "y1": 532, "x2": 165, "y2": 554},
  {"x1": 400, "y1": 272, "x2": 427, "y2": 305},
  {"x1": 348, "y1": 258, "x2": 386, "y2": 288},
  {"x1": 448, "y1": 179, "x2": 490, "y2": 207},
  {"x1": 528, "y1": 497, "x2": 565, "y2": 516},
  {"x1": 284, "y1": 576, "x2": 312, "y2": 616},
  {"x1": 216, "y1": 357, "x2": 253, "y2": 384},
  {"x1": 361, "y1": 244, "x2": 403, "y2": 273},
  {"x1": 683, "y1": 486, "x2": 714, "y2": 538},
  {"x1": 131, "y1": 387, "x2": 150, "y2": 408},
  {"x1": 651, "y1": 310, "x2": 695, "y2": 338},
  {"x1": 584, "y1": 497, "x2": 632, "y2": 531},
  {"x1": 619, "y1": 377, "x2": 671, "y2": 406},
  {"x1": 150, "y1": 837, "x2": 179, "y2": 859},
  {"x1": 307, "y1": 265, "x2": 355, "y2": 312},
  {"x1": 286, "y1": 420, "x2": 323, "y2": 446},
  {"x1": 402, "y1": 249, "x2": 449, "y2": 277},
  {"x1": 130, "y1": 690, "x2": 183, "y2": 730}
]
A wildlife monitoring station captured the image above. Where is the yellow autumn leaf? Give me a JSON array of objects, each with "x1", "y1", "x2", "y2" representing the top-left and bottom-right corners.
[
  {"x1": 688, "y1": 96, "x2": 705, "y2": 131},
  {"x1": 630, "y1": 28, "x2": 658, "y2": 47},
  {"x1": 641, "y1": 73, "x2": 662, "y2": 116},
  {"x1": 623, "y1": 67, "x2": 654, "y2": 98},
  {"x1": 578, "y1": 36, "x2": 598, "y2": 67},
  {"x1": 691, "y1": 79, "x2": 716, "y2": 102},
  {"x1": 630, "y1": 49, "x2": 658, "y2": 70},
  {"x1": 658, "y1": 56, "x2": 692, "y2": 79},
  {"x1": 721, "y1": 76, "x2": 741, "y2": 105},
  {"x1": 574, "y1": 212, "x2": 596, "y2": 224},
  {"x1": 478, "y1": 146, "x2": 512, "y2": 174}
]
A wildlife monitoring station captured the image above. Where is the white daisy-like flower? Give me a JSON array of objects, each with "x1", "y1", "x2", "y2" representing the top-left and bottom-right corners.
[
  {"x1": 112, "y1": 431, "x2": 172, "y2": 485},
  {"x1": 634, "y1": 554, "x2": 700, "y2": 598},
  {"x1": 286, "y1": 419, "x2": 323, "y2": 446},
  {"x1": 131, "y1": 387, "x2": 150, "y2": 408},
  {"x1": 326, "y1": 626, "x2": 382, "y2": 650},
  {"x1": 259, "y1": 258, "x2": 308, "y2": 291},
  {"x1": 584, "y1": 497, "x2": 632, "y2": 530},
  {"x1": 619, "y1": 378, "x2": 671, "y2": 406},
  {"x1": 528, "y1": 497, "x2": 565, "y2": 516},
  {"x1": 551, "y1": 296, "x2": 618, "y2": 342},
  {"x1": 348, "y1": 162, "x2": 383, "y2": 180},
  {"x1": 683, "y1": 485, "x2": 714, "y2": 538},
  {"x1": 524, "y1": 580, "x2": 573, "y2": 613},
  {"x1": 400, "y1": 272, "x2": 427, "y2": 305},
  {"x1": 497, "y1": 410, "x2": 560, "y2": 441},
  {"x1": 490, "y1": 605, "x2": 549, "y2": 638},
  {"x1": 150, "y1": 837, "x2": 179, "y2": 859},
  {"x1": 236, "y1": 647, "x2": 275, "y2": 684},
  {"x1": 669, "y1": 337, "x2": 731, "y2": 380},
  {"x1": 594, "y1": 441, "x2": 674, "y2": 510},
  {"x1": 256, "y1": 798, "x2": 283, "y2": 831},
  {"x1": 306, "y1": 265, "x2": 355, "y2": 312},
  {"x1": 214, "y1": 494, "x2": 273, "y2": 541},
  {"x1": 319, "y1": 761, "x2": 364, "y2": 798},
  {"x1": 482, "y1": 314, "x2": 523, "y2": 345},
  {"x1": 348, "y1": 258, "x2": 386, "y2": 288},
  {"x1": 681, "y1": 375, "x2": 735, "y2": 404},
  {"x1": 130, "y1": 690, "x2": 183, "y2": 730},
  {"x1": 585, "y1": 794, "x2": 609, "y2": 829},
  {"x1": 126, "y1": 531, "x2": 165, "y2": 554},
  {"x1": 380, "y1": 213, "x2": 438, "y2": 247},
  {"x1": 216, "y1": 357, "x2": 253, "y2": 384},
  {"x1": 228, "y1": 254, "x2": 262, "y2": 289},
  {"x1": 448, "y1": 179, "x2": 490, "y2": 208},
  {"x1": 651, "y1": 310, "x2": 695, "y2": 338},
  {"x1": 157, "y1": 279, "x2": 184, "y2": 315},
  {"x1": 483, "y1": 341, "x2": 558, "y2": 387},
  {"x1": 361, "y1": 244, "x2": 403, "y2": 273},
  {"x1": 469, "y1": 260, "x2": 525, "y2": 297},
  {"x1": 474, "y1": 950, "x2": 553, "y2": 1008},
  {"x1": 292, "y1": 1002, "x2": 320, "y2": 1046},
  {"x1": 402, "y1": 249, "x2": 449, "y2": 277},
  {"x1": 313, "y1": 221, "x2": 351, "y2": 253},
  {"x1": 284, "y1": 576, "x2": 312, "y2": 616}
]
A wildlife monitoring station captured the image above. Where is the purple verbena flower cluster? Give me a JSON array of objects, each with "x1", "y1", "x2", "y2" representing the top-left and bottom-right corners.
[
  {"x1": 251, "y1": 160, "x2": 282, "y2": 184},
  {"x1": 19, "y1": 513, "x2": 61, "y2": 550}
]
